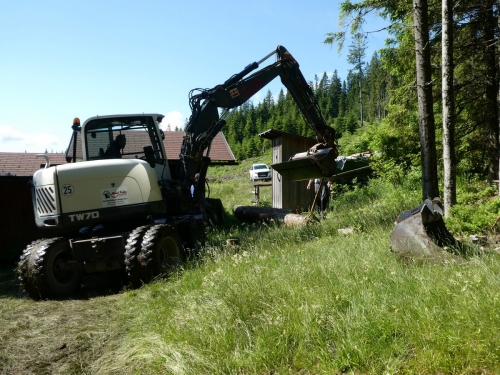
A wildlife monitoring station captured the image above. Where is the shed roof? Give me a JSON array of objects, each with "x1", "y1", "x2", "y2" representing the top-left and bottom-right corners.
[
  {"x1": 0, "y1": 131, "x2": 236, "y2": 177},
  {"x1": 258, "y1": 129, "x2": 316, "y2": 142},
  {"x1": 161, "y1": 131, "x2": 236, "y2": 162}
]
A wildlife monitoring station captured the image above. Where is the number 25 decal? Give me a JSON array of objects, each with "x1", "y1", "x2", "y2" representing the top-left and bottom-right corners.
[{"x1": 62, "y1": 184, "x2": 74, "y2": 196}]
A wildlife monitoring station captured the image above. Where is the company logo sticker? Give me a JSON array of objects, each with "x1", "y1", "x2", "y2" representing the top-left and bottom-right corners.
[
  {"x1": 101, "y1": 186, "x2": 129, "y2": 207},
  {"x1": 230, "y1": 88, "x2": 240, "y2": 98}
]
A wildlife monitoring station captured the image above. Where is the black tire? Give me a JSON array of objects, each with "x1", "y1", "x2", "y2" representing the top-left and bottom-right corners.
[
  {"x1": 17, "y1": 239, "x2": 47, "y2": 299},
  {"x1": 137, "y1": 224, "x2": 182, "y2": 283},
  {"x1": 189, "y1": 215, "x2": 206, "y2": 251},
  {"x1": 124, "y1": 225, "x2": 151, "y2": 287},
  {"x1": 17, "y1": 238, "x2": 82, "y2": 300},
  {"x1": 205, "y1": 198, "x2": 226, "y2": 227},
  {"x1": 178, "y1": 216, "x2": 204, "y2": 260}
]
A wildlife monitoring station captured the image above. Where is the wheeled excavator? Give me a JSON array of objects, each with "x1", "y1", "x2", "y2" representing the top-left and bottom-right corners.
[{"x1": 17, "y1": 45, "x2": 339, "y2": 299}]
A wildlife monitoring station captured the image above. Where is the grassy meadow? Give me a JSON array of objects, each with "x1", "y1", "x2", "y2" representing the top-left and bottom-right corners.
[{"x1": 2, "y1": 155, "x2": 500, "y2": 374}]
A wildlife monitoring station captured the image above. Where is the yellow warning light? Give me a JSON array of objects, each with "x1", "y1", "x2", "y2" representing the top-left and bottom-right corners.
[{"x1": 73, "y1": 117, "x2": 80, "y2": 125}]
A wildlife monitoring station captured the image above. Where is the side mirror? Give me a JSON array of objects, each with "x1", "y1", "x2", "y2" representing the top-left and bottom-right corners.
[{"x1": 143, "y1": 146, "x2": 156, "y2": 168}]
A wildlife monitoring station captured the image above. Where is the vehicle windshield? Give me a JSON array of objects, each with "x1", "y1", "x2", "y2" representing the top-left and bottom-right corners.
[
  {"x1": 254, "y1": 164, "x2": 268, "y2": 170},
  {"x1": 84, "y1": 116, "x2": 164, "y2": 163}
]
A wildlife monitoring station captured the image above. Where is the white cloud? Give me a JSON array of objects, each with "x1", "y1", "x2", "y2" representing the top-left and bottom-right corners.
[
  {"x1": 161, "y1": 111, "x2": 185, "y2": 131},
  {"x1": 0, "y1": 125, "x2": 67, "y2": 153}
]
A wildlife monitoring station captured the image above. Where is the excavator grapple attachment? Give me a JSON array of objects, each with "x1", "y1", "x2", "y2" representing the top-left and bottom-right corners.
[
  {"x1": 389, "y1": 198, "x2": 465, "y2": 263},
  {"x1": 271, "y1": 145, "x2": 338, "y2": 181},
  {"x1": 272, "y1": 149, "x2": 371, "y2": 182}
]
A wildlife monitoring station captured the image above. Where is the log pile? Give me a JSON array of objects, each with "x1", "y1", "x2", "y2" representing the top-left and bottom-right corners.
[
  {"x1": 283, "y1": 213, "x2": 318, "y2": 227},
  {"x1": 233, "y1": 205, "x2": 318, "y2": 227}
]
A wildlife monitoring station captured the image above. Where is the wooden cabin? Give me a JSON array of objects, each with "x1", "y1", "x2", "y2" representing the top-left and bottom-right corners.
[{"x1": 259, "y1": 129, "x2": 316, "y2": 211}]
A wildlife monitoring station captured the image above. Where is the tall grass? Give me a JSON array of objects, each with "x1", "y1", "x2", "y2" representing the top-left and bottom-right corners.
[
  {"x1": 206, "y1": 153, "x2": 274, "y2": 210},
  {"x1": 91, "y1": 174, "x2": 500, "y2": 374}
]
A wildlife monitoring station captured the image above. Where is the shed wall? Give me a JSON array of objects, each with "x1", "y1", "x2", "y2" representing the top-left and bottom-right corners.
[
  {"x1": 0, "y1": 177, "x2": 39, "y2": 255},
  {"x1": 271, "y1": 138, "x2": 282, "y2": 208},
  {"x1": 271, "y1": 135, "x2": 316, "y2": 210}
]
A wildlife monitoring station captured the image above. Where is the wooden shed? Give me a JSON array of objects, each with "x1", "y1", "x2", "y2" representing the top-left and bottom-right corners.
[
  {"x1": 259, "y1": 129, "x2": 316, "y2": 211},
  {"x1": 0, "y1": 153, "x2": 68, "y2": 256}
]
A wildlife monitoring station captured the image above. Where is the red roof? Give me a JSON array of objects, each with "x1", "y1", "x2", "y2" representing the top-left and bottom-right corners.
[
  {"x1": 0, "y1": 153, "x2": 68, "y2": 177},
  {"x1": 0, "y1": 131, "x2": 236, "y2": 177},
  {"x1": 162, "y1": 131, "x2": 235, "y2": 161}
]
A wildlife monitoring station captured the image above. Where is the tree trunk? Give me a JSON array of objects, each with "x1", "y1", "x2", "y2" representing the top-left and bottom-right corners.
[
  {"x1": 232, "y1": 206, "x2": 316, "y2": 227},
  {"x1": 483, "y1": 0, "x2": 499, "y2": 184},
  {"x1": 441, "y1": 0, "x2": 456, "y2": 217},
  {"x1": 498, "y1": 0, "x2": 500, "y2": 195},
  {"x1": 497, "y1": 0, "x2": 500, "y2": 196},
  {"x1": 359, "y1": 70, "x2": 363, "y2": 127},
  {"x1": 413, "y1": 0, "x2": 440, "y2": 199},
  {"x1": 233, "y1": 205, "x2": 291, "y2": 222}
]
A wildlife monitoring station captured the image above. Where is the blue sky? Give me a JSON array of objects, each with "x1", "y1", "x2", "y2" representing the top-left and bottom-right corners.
[{"x1": 0, "y1": 0, "x2": 389, "y2": 153}]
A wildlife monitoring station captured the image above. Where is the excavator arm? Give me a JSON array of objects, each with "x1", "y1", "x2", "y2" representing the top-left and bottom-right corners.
[{"x1": 179, "y1": 45, "x2": 338, "y2": 197}]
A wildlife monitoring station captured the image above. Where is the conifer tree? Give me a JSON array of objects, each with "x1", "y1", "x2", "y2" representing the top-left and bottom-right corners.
[{"x1": 347, "y1": 32, "x2": 368, "y2": 127}]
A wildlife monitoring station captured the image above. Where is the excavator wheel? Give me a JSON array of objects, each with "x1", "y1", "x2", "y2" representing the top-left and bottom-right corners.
[
  {"x1": 177, "y1": 216, "x2": 204, "y2": 260},
  {"x1": 17, "y1": 237, "x2": 82, "y2": 300},
  {"x1": 136, "y1": 224, "x2": 182, "y2": 284},
  {"x1": 124, "y1": 225, "x2": 151, "y2": 288},
  {"x1": 205, "y1": 198, "x2": 226, "y2": 227}
]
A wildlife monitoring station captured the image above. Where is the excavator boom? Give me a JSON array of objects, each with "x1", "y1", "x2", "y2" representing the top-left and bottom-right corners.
[{"x1": 179, "y1": 45, "x2": 338, "y2": 193}]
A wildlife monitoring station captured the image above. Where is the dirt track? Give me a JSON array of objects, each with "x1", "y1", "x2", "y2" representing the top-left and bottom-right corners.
[{"x1": 0, "y1": 270, "x2": 127, "y2": 375}]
